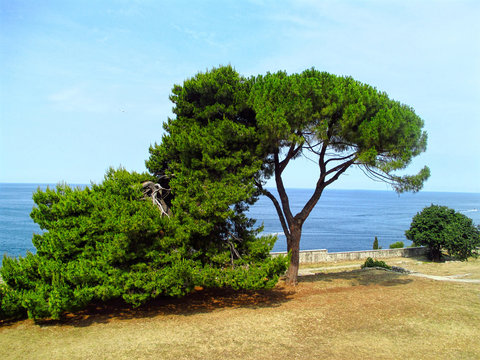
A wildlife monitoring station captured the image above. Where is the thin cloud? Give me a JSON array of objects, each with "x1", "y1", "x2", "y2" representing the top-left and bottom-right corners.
[
  {"x1": 48, "y1": 85, "x2": 109, "y2": 113},
  {"x1": 171, "y1": 23, "x2": 226, "y2": 49}
]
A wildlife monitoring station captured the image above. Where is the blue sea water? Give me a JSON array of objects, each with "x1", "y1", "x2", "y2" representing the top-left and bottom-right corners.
[
  {"x1": 1, "y1": 183, "x2": 479, "y2": 260},
  {"x1": 249, "y1": 188, "x2": 480, "y2": 252}
]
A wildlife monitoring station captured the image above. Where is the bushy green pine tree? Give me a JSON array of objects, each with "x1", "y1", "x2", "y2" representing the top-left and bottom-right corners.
[
  {"x1": 146, "y1": 65, "x2": 278, "y2": 276},
  {"x1": 1, "y1": 168, "x2": 287, "y2": 321}
]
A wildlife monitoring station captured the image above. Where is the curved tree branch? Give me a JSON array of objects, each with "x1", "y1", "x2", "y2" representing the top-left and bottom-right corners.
[
  {"x1": 324, "y1": 158, "x2": 356, "y2": 187},
  {"x1": 256, "y1": 181, "x2": 291, "y2": 237},
  {"x1": 274, "y1": 151, "x2": 294, "y2": 227},
  {"x1": 324, "y1": 153, "x2": 357, "y2": 167}
]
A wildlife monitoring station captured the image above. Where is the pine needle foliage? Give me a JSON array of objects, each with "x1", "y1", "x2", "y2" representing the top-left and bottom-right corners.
[
  {"x1": 1, "y1": 168, "x2": 287, "y2": 321},
  {"x1": 147, "y1": 65, "x2": 430, "y2": 285}
]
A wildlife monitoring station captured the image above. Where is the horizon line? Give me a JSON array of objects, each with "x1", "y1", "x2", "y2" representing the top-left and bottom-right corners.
[{"x1": 1, "y1": 182, "x2": 478, "y2": 195}]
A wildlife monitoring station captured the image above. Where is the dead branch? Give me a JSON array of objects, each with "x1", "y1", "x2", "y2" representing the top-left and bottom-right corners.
[{"x1": 142, "y1": 181, "x2": 172, "y2": 218}]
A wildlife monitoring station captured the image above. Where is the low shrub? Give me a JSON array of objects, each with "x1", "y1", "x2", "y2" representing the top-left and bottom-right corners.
[
  {"x1": 389, "y1": 241, "x2": 404, "y2": 249},
  {"x1": 361, "y1": 257, "x2": 391, "y2": 270},
  {"x1": 406, "y1": 204, "x2": 480, "y2": 261}
]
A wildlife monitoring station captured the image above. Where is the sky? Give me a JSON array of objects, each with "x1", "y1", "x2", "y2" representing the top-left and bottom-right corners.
[{"x1": 1, "y1": 0, "x2": 479, "y2": 193}]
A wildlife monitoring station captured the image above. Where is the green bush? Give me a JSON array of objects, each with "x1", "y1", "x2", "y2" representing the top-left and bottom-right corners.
[
  {"x1": 0, "y1": 168, "x2": 287, "y2": 321},
  {"x1": 405, "y1": 204, "x2": 480, "y2": 261},
  {"x1": 373, "y1": 236, "x2": 379, "y2": 250},
  {"x1": 389, "y1": 241, "x2": 404, "y2": 249},
  {"x1": 361, "y1": 257, "x2": 391, "y2": 270},
  {"x1": 0, "y1": 283, "x2": 26, "y2": 320}
]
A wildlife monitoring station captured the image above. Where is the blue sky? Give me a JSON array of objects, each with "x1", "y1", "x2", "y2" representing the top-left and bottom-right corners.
[{"x1": 1, "y1": 0, "x2": 479, "y2": 192}]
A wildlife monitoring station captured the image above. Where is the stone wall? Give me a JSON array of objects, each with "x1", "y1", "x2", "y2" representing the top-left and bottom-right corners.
[{"x1": 271, "y1": 247, "x2": 428, "y2": 264}]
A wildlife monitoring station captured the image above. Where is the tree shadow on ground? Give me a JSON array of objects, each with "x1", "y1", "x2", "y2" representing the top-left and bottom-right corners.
[
  {"x1": 31, "y1": 286, "x2": 295, "y2": 328},
  {"x1": 2, "y1": 268, "x2": 418, "y2": 329},
  {"x1": 412, "y1": 253, "x2": 464, "y2": 263},
  {"x1": 298, "y1": 268, "x2": 413, "y2": 288}
]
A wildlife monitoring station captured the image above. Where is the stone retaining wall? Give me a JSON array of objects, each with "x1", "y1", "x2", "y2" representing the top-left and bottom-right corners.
[{"x1": 271, "y1": 247, "x2": 428, "y2": 264}]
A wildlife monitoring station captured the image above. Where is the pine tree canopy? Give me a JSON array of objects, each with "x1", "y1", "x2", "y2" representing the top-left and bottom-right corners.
[{"x1": 147, "y1": 65, "x2": 429, "y2": 284}]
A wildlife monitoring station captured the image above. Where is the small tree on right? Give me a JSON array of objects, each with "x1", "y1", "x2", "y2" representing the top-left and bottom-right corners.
[{"x1": 405, "y1": 204, "x2": 480, "y2": 261}]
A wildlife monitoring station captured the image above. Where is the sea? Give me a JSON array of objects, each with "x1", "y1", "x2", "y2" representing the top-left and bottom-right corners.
[{"x1": 1, "y1": 183, "x2": 479, "y2": 262}]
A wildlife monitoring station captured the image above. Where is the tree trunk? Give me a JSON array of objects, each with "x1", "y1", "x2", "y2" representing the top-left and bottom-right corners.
[
  {"x1": 430, "y1": 247, "x2": 442, "y2": 262},
  {"x1": 285, "y1": 224, "x2": 302, "y2": 285}
]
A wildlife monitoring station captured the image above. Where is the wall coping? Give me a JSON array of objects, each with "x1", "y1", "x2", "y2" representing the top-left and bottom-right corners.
[
  {"x1": 271, "y1": 247, "x2": 426, "y2": 255},
  {"x1": 270, "y1": 247, "x2": 428, "y2": 263}
]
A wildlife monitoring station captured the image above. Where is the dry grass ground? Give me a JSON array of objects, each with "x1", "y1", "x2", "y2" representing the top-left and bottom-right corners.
[{"x1": 1, "y1": 258, "x2": 479, "y2": 360}]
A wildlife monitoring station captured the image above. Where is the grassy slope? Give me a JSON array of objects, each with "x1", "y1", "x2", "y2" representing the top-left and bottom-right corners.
[{"x1": 1, "y1": 258, "x2": 479, "y2": 360}]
